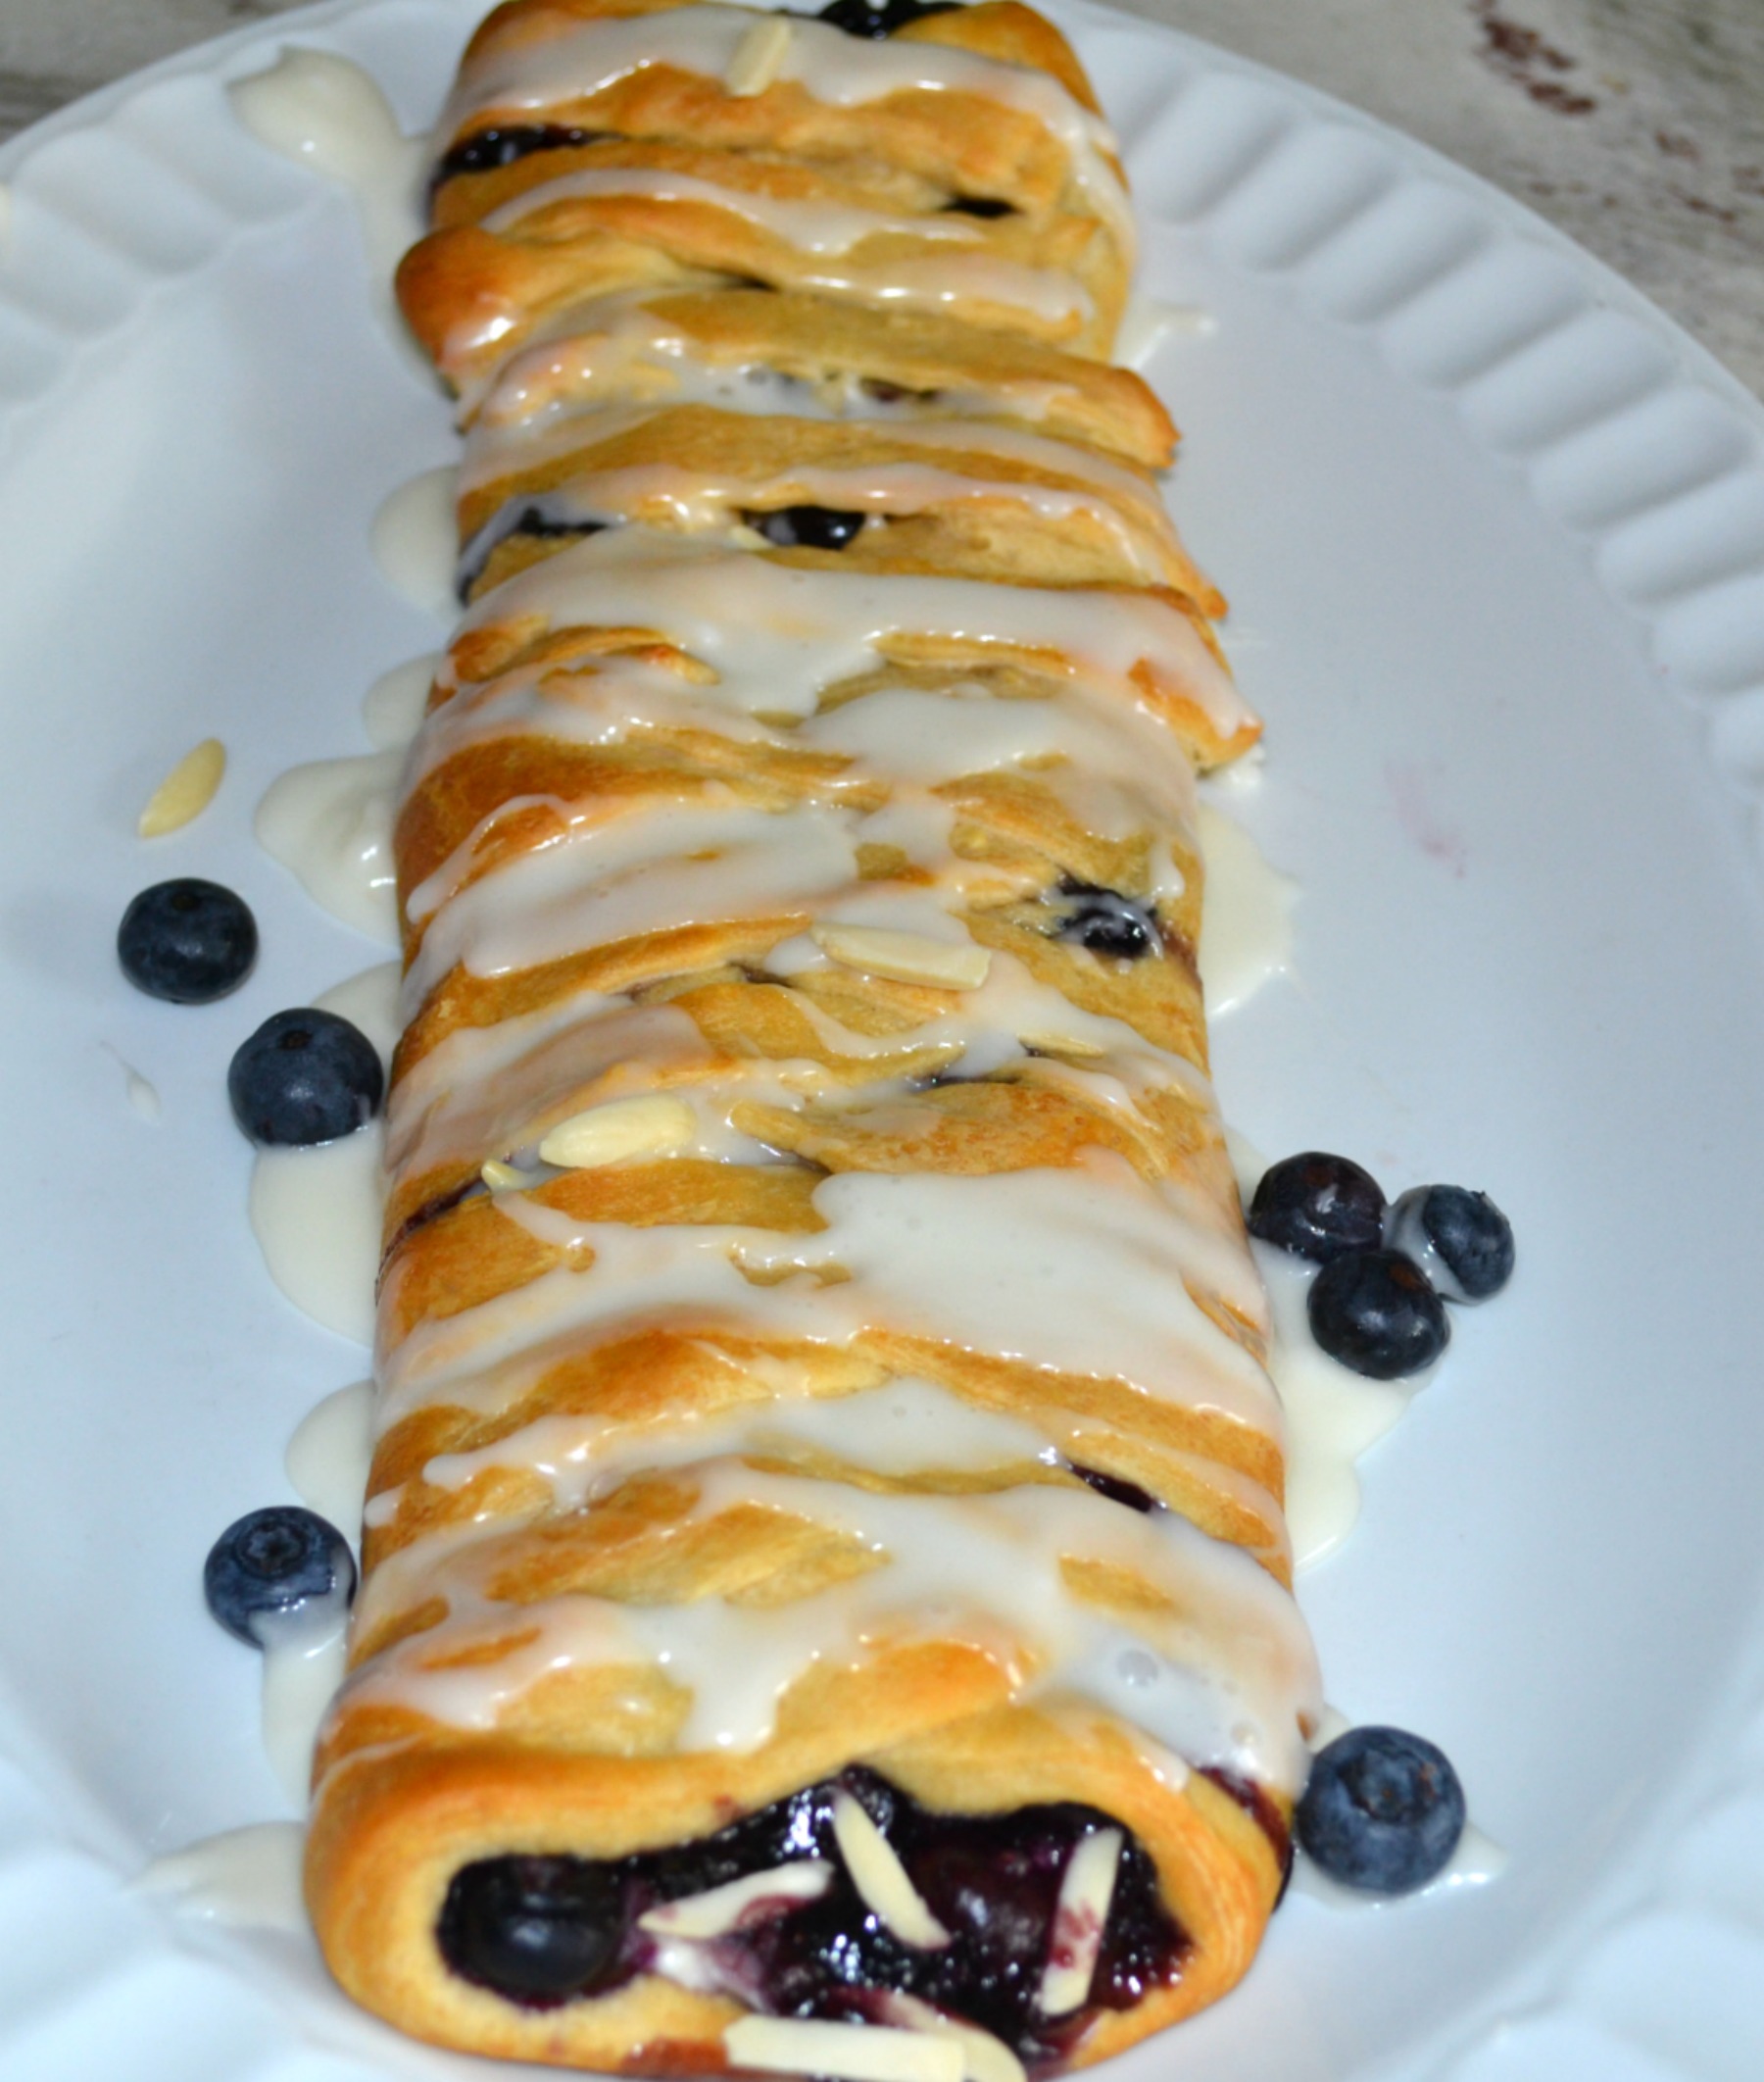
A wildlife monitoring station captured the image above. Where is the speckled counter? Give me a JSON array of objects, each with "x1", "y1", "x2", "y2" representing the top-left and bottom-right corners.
[{"x1": 4, "y1": 0, "x2": 1761, "y2": 394}]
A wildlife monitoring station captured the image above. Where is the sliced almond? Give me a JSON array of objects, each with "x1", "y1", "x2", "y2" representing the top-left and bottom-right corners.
[
  {"x1": 831, "y1": 1792, "x2": 949, "y2": 1950},
  {"x1": 810, "y1": 924, "x2": 990, "y2": 992},
  {"x1": 138, "y1": 738, "x2": 225, "y2": 836},
  {"x1": 726, "y1": 2018, "x2": 963, "y2": 2082},
  {"x1": 725, "y1": 15, "x2": 792, "y2": 95},
  {"x1": 877, "y1": 1995, "x2": 1026, "y2": 2082},
  {"x1": 1036, "y1": 1827, "x2": 1122, "y2": 2018},
  {"x1": 538, "y1": 1093, "x2": 695, "y2": 1168},
  {"x1": 479, "y1": 1158, "x2": 536, "y2": 1192},
  {"x1": 639, "y1": 1860, "x2": 833, "y2": 1940}
]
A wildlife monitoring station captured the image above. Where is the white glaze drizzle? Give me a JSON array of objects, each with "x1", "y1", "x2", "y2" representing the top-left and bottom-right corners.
[
  {"x1": 435, "y1": 5, "x2": 1132, "y2": 261},
  {"x1": 255, "y1": 748, "x2": 405, "y2": 945},
  {"x1": 135, "y1": 1822, "x2": 309, "y2": 1931},
  {"x1": 370, "y1": 466, "x2": 460, "y2": 620},
  {"x1": 363, "y1": 652, "x2": 442, "y2": 749},
  {"x1": 340, "y1": 1462, "x2": 1317, "y2": 1789},
  {"x1": 286, "y1": 1379, "x2": 378, "y2": 1532},
  {"x1": 248, "y1": 964, "x2": 398, "y2": 1347},
  {"x1": 443, "y1": 531, "x2": 1245, "y2": 735},
  {"x1": 464, "y1": 293, "x2": 1077, "y2": 432},
  {"x1": 228, "y1": 50, "x2": 425, "y2": 354}
]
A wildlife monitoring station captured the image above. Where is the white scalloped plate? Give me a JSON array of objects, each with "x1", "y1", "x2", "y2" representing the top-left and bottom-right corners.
[{"x1": 2, "y1": 3, "x2": 1763, "y2": 2078}]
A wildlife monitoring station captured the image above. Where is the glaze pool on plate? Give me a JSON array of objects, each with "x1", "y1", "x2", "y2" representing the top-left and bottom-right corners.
[{"x1": 1, "y1": 0, "x2": 1763, "y2": 2076}]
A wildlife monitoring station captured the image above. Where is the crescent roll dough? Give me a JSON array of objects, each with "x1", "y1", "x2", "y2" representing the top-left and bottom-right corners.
[{"x1": 306, "y1": 2, "x2": 1321, "y2": 2073}]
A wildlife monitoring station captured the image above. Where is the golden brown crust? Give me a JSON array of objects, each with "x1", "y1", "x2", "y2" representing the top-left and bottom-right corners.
[
  {"x1": 308, "y1": 0, "x2": 1306, "y2": 2069},
  {"x1": 466, "y1": 289, "x2": 1178, "y2": 468}
]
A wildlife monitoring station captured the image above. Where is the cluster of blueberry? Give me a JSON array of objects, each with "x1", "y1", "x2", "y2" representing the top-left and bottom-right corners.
[
  {"x1": 117, "y1": 879, "x2": 372, "y2": 1661},
  {"x1": 1248, "y1": 1151, "x2": 1515, "y2": 1380},
  {"x1": 1245, "y1": 1150, "x2": 1509, "y2": 1893},
  {"x1": 118, "y1": 875, "x2": 385, "y2": 1146}
]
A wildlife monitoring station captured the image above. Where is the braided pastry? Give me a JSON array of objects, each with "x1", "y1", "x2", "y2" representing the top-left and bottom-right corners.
[{"x1": 306, "y1": 3, "x2": 1321, "y2": 2072}]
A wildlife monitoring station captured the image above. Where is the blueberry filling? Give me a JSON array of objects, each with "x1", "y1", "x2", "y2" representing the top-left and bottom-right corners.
[
  {"x1": 439, "y1": 1857, "x2": 624, "y2": 2003},
  {"x1": 1068, "y1": 1464, "x2": 1159, "y2": 1513},
  {"x1": 431, "y1": 124, "x2": 610, "y2": 192},
  {"x1": 816, "y1": 0, "x2": 962, "y2": 39},
  {"x1": 1051, "y1": 880, "x2": 1162, "y2": 962},
  {"x1": 942, "y1": 196, "x2": 1015, "y2": 219},
  {"x1": 860, "y1": 377, "x2": 942, "y2": 405},
  {"x1": 379, "y1": 1173, "x2": 486, "y2": 1274},
  {"x1": 436, "y1": 1767, "x2": 1187, "y2": 2058},
  {"x1": 458, "y1": 498, "x2": 609, "y2": 600},
  {"x1": 742, "y1": 504, "x2": 869, "y2": 551}
]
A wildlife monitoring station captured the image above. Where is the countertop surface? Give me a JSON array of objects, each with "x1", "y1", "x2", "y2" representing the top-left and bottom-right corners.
[{"x1": 2, "y1": 0, "x2": 1761, "y2": 397}]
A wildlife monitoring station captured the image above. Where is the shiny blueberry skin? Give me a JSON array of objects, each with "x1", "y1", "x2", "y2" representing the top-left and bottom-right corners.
[
  {"x1": 117, "y1": 879, "x2": 258, "y2": 1004},
  {"x1": 1248, "y1": 1151, "x2": 1387, "y2": 1264},
  {"x1": 816, "y1": 0, "x2": 959, "y2": 37},
  {"x1": 1307, "y1": 1248, "x2": 1449, "y2": 1378},
  {"x1": 1387, "y1": 1184, "x2": 1515, "y2": 1303},
  {"x1": 227, "y1": 1008, "x2": 383, "y2": 1147},
  {"x1": 1298, "y1": 1726, "x2": 1466, "y2": 1894},
  {"x1": 440, "y1": 1858, "x2": 625, "y2": 2006},
  {"x1": 743, "y1": 504, "x2": 868, "y2": 550},
  {"x1": 1054, "y1": 880, "x2": 1161, "y2": 962},
  {"x1": 203, "y1": 1506, "x2": 356, "y2": 1647}
]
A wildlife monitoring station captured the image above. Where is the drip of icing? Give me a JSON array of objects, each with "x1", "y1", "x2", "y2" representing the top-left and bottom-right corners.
[
  {"x1": 260, "y1": 1597, "x2": 351, "y2": 1804},
  {"x1": 101, "y1": 1043, "x2": 162, "y2": 1123},
  {"x1": 254, "y1": 749, "x2": 404, "y2": 944},
  {"x1": 1114, "y1": 294, "x2": 1215, "y2": 371},
  {"x1": 1291, "y1": 1709, "x2": 1506, "y2": 1906},
  {"x1": 1219, "y1": 1134, "x2": 1431, "y2": 1571},
  {"x1": 1255, "y1": 1243, "x2": 1425, "y2": 1571},
  {"x1": 363, "y1": 652, "x2": 441, "y2": 749},
  {"x1": 286, "y1": 1379, "x2": 376, "y2": 1532},
  {"x1": 227, "y1": 50, "x2": 425, "y2": 354},
  {"x1": 370, "y1": 467, "x2": 459, "y2": 619},
  {"x1": 1289, "y1": 1821, "x2": 1508, "y2": 1907},
  {"x1": 248, "y1": 965, "x2": 398, "y2": 1346},
  {"x1": 1196, "y1": 800, "x2": 1295, "y2": 1016},
  {"x1": 135, "y1": 1822, "x2": 308, "y2": 1931}
]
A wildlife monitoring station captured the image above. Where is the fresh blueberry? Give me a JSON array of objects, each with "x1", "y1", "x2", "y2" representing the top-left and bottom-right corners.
[
  {"x1": 1053, "y1": 880, "x2": 1161, "y2": 962},
  {"x1": 1248, "y1": 1152, "x2": 1386, "y2": 1264},
  {"x1": 117, "y1": 879, "x2": 258, "y2": 1004},
  {"x1": 1297, "y1": 1726, "x2": 1466, "y2": 1894},
  {"x1": 1387, "y1": 1184, "x2": 1514, "y2": 1303},
  {"x1": 817, "y1": 0, "x2": 960, "y2": 37},
  {"x1": 439, "y1": 1857, "x2": 624, "y2": 2006},
  {"x1": 203, "y1": 1506, "x2": 356, "y2": 1647},
  {"x1": 1307, "y1": 1248, "x2": 1448, "y2": 1378},
  {"x1": 743, "y1": 504, "x2": 868, "y2": 550},
  {"x1": 227, "y1": 1008, "x2": 383, "y2": 1147}
]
